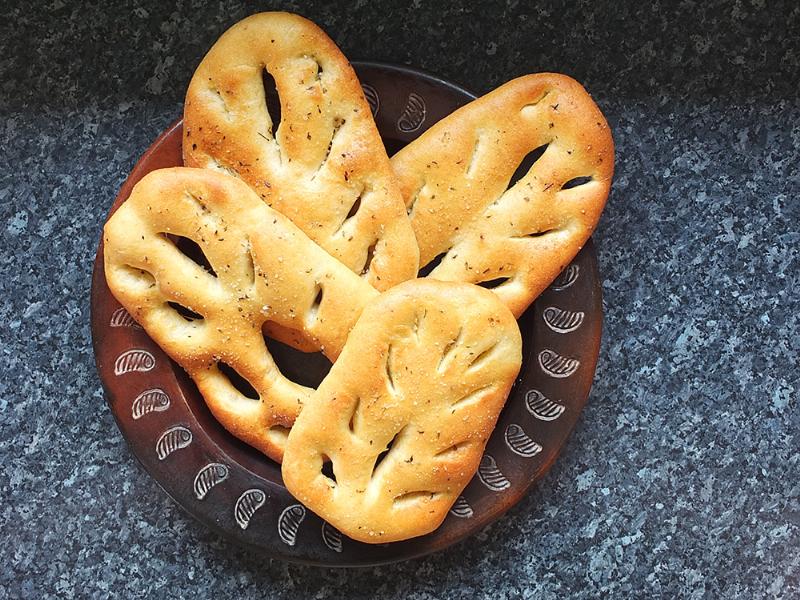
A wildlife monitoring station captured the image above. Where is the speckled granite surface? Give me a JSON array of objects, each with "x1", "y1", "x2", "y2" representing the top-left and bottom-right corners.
[{"x1": 1, "y1": 0, "x2": 798, "y2": 597}]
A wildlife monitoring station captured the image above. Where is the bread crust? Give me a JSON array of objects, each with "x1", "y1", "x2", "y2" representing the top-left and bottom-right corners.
[
  {"x1": 103, "y1": 167, "x2": 378, "y2": 461},
  {"x1": 282, "y1": 279, "x2": 522, "y2": 543},
  {"x1": 183, "y1": 12, "x2": 418, "y2": 291},
  {"x1": 391, "y1": 73, "x2": 614, "y2": 317}
]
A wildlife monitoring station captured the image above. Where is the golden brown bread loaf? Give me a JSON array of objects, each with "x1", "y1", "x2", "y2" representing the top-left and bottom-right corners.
[
  {"x1": 282, "y1": 279, "x2": 522, "y2": 543},
  {"x1": 183, "y1": 11, "x2": 419, "y2": 291},
  {"x1": 103, "y1": 167, "x2": 378, "y2": 461},
  {"x1": 391, "y1": 73, "x2": 614, "y2": 317}
]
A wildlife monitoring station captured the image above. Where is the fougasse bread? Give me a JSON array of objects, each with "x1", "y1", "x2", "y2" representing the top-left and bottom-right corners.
[
  {"x1": 391, "y1": 73, "x2": 614, "y2": 317},
  {"x1": 183, "y1": 12, "x2": 419, "y2": 291},
  {"x1": 282, "y1": 279, "x2": 522, "y2": 543},
  {"x1": 103, "y1": 167, "x2": 379, "y2": 462}
]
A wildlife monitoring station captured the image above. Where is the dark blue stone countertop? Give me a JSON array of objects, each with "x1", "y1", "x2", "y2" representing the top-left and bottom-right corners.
[{"x1": 1, "y1": 1, "x2": 797, "y2": 598}]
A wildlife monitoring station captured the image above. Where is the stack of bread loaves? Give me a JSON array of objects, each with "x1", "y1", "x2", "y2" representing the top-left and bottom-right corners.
[{"x1": 103, "y1": 12, "x2": 613, "y2": 543}]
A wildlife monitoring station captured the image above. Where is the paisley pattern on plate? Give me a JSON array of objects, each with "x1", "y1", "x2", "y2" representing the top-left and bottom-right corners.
[
  {"x1": 322, "y1": 521, "x2": 343, "y2": 553},
  {"x1": 114, "y1": 349, "x2": 155, "y2": 375},
  {"x1": 525, "y1": 389, "x2": 565, "y2": 421},
  {"x1": 155, "y1": 425, "x2": 192, "y2": 460},
  {"x1": 477, "y1": 454, "x2": 510, "y2": 491},
  {"x1": 235, "y1": 489, "x2": 266, "y2": 530},
  {"x1": 362, "y1": 83, "x2": 380, "y2": 117},
  {"x1": 278, "y1": 504, "x2": 306, "y2": 546},
  {"x1": 504, "y1": 424, "x2": 542, "y2": 458},
  {"x1": 449, "y1": 496, "x2": 474, "y2": 518},
  {"x1": 538, "y1": 349, "x2": 580, "y2": 379},
  {"x1": 397, "y1": 92, "x2": 426, "y2": 132},
  {"x1": 193, "y1": 463, "x2": 229, "y2": 500},
  {"x1": 131, "y1": 388, "x2": 170, "y2": 419},
  {"x1": 550, "y1": 264, "x2": 580, "y2": 291},
  {"x1": 542, "y1": 306, "x2": 585, "y2": 333},
  {"x1": 110, "y1": 307, "x2": 141, "y2": 328}
]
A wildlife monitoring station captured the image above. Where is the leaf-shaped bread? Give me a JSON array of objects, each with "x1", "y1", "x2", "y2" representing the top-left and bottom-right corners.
[
  {"x1": 391, "y1": 73, "x2": 614, "y2": 317},
  {"x1": 281, "y1": 279, "x2": 522, "y2": 543},
  {"x1": 103, "y1": 167, "x2": 378, "y2": 461},
  {"x1": 183, "y1": 11, "x2": 419, "y2": 290}
]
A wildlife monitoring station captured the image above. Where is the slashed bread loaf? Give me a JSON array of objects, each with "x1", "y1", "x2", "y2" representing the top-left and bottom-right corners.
[
  {"x1": 391, "y1": 73, "x2": 614, "y2": 317},
  {"x1": 103, "y1": 167, "x2": 378, "y2": 461},
  {"x1": 183, "y1": 12, "x2": 419, "y2": 291},
  {"x1": 282, "y1": 279, "x2": 522, "y2": 543}
]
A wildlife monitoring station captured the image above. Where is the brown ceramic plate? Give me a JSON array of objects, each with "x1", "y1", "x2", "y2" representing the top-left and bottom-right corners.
[{"x1": 90, "y1": 62, "x2": 603, "y2": 566}]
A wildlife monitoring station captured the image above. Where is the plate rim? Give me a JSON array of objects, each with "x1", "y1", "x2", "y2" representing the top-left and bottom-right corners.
[{"x1": 90, "y1": 60, "x2": 603, "y2": 566}]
